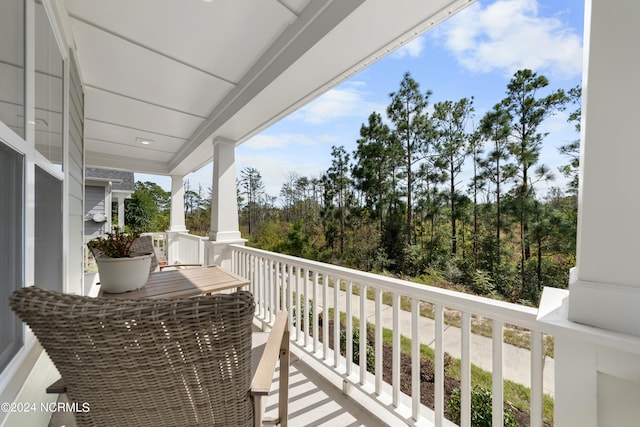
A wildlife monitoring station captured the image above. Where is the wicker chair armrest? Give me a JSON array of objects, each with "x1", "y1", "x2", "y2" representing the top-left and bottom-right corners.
[{"x1": 251, "y1": 310, "x2": 289, "y2": 427}]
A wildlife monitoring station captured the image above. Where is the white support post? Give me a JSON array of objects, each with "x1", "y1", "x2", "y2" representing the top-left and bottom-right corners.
[
  {"x1": 166, "y1": 175, "x2": 187, "y2": 265},
  {"x1": 206, "y1": 137, "x2": 244, "y2": 268},
  {"x1": 168, "y1": 175, "x2": 187, "y2": 233},
  {"x1": 568, "y1": 0, "x2": 640, "y2": 336},
  {"x1": 117, "y1": 196, "x2": 125, "y2": 229},
  {"x1": 538, "y1": 2, "x2": 640, "y2": 426},
  {"x1": 209, "y1": 137, "x2": 241, "y2": 242}
]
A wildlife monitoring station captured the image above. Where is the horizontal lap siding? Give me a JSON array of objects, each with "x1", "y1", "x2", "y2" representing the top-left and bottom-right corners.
[{"x1": 69, "y1": 52, "x2": 85, "y2": 292}]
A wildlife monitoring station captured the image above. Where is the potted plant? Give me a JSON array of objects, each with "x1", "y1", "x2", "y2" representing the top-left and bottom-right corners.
[{"x1": 89, "y1": 227, "x2": 152, "y2": 293}]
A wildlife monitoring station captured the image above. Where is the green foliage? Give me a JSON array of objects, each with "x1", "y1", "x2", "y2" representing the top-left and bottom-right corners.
[
  {"x1": 125, "y1": 181, "x2": 169, "y2": 233},
  {"x1": 446, "y1": 386, "x2": 517, "y2": 427},
  {"x1": 472, "y1": 270, "x2": 495, "y2": 295},
  {"x1": 89, "y1": 227, "x2": 140, "y2": 258},
  {"x1": 292, "y1": 297, "x2": 313, "y2": 334},
  {"x1": 241, "y1": 68, "x2": 579, "y2": 306},
  {"x1": 339, "y1": 327, "x2": 375, "y2": 372}
]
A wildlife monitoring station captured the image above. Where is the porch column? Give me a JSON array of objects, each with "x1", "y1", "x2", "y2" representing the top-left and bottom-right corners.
[
  {"x1": 569, "y1": 0, "x2": 640, "y2": 335},
  {"x1": 166, "y1": 175, "x2": 188, "y2": 265},
  {"x1": 209, "y1": 138, "x2": 241, "y2": 241},
  {"x1": 117, "y1": 196, "x2": 125, "y2": 229},
  {"x1": 539, "y1": 1, "x2": 640, "y2": 426},
  {"x1": 206, "y1": 137, "x2": 244, "y2": 269},
  {"x1": 169, "y1": 175, "x2": 188, "y2": 232}
]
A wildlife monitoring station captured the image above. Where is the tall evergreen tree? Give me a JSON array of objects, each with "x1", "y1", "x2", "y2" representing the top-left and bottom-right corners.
[
  {"x1": 558, "y1": 86, "x2": 582, "y2": 194},
  {"x1": 432, "y1": 97, "x2": 474, "y2": 256},
  {"x1": 387, "y1": 72, "x2": 433, "y2": 246},
  {"x1": 501, "y1": 69, "x2": 566, "y2": 284},
  {"x1": 323, "y1": 145, "x2": 351, "y2": 255},
  {"x1": 240, "y1": 166, "x2": 265, "y2": 235},
  {"x1": 353, "y1": 112, "x2": 393, "y2": 229},
  {"x1": 479, "y1": 103, "x2": 515, "y2": 268}
]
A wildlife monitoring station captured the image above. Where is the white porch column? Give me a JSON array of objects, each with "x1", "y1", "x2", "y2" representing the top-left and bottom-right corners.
[
  {"x1": 169, "y1": 175, "x2": 188, "y2": 232},
  {"x1": 166, "y1": 175, "x2": 188, "y2": 265},
  {"x1": 117, "y1": 196, "x2": 125, "y2": 229},
  {"x1": 539, "y1": 1, "x2": 640, "y2": 426},
  {"x1": 569, "y1": 0, "x2": 640, "y2": 335},
  {"x1": 209, "y1": 138, "x2": 241, "y2": 241},
  {"x1": 206, "y1": 137, "x2": 244, "y2": 268}
]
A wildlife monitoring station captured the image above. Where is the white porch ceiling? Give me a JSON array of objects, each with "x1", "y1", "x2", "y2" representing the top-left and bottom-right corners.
[{"x1": 62, "y1": 0, "x2": 473, "y2": 176}]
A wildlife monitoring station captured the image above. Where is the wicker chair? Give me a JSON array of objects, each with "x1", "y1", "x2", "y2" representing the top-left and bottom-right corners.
[{"x1": 10, "y1": 286, "x2": 289, "y2": 427}]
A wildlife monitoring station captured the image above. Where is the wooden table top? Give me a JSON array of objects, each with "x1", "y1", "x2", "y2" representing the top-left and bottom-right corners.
[{"x1": 99, "y1": 265, "x2": 250, "y2": 299}]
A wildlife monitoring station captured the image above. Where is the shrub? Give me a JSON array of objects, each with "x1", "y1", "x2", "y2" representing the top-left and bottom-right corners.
[
  {"x1": 340, "y1": 327, "x2": 375, "y2": 372},
  {"x1": 446, "y1": 386, "x2": 516, "y2": 427},
  {"x1": 292, "y1": 298, "x2": 313, "y2": 334}
]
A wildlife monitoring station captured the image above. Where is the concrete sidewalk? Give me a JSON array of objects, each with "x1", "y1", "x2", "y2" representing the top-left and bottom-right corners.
[{"x1": 298, "y1": 283, "x2": 554, "y2": 397}]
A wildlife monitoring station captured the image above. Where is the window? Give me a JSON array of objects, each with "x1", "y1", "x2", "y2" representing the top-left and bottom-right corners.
[
  {"x1": 35, "y1": 1, "x2": 64, "y2": 166},
  {"x1": 0, "y1": 0, "x2": 25, "y2": 137},
  {"x1": 0, "y1": 142, "x2": 24, "y2": 372},
  {"x1": 35, "y1": 166, "x2": 63, "y2": 292}
]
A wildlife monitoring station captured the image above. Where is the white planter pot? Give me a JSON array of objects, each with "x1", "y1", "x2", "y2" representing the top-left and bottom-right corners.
[{"x1": 96, "y1": 254, "x2": 151, "y2": 294}]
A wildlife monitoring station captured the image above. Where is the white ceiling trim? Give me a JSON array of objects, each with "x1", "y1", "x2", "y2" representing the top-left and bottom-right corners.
[
  {"x1": 69, "y1": 14, "x2": 237, "y2": 85},
  {"x1": 168, "y1": 0, "x2": 365, "y2": 173}
]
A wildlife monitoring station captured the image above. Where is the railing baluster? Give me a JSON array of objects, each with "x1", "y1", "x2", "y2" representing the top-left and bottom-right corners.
[
  {"x1": 287, "y1": 264, "x2": 293, "y2": 332},
  {"x1": 492, "y1": 320, "x2": 504, "y2": 427},
  {"x1": 411, "y1": 298, "x2": 420, "y2": 421},
  {"x1": 260, "y1": 257, "x2": 266, "y2": 318},
  {"x1": 264, "y1": 257, "x2": 269, "y2": 319},
  {"x1": 435, "y1": 304, "x2": 444, "y2": 427},
  {"x1": 359, "y1": 284, "x2": 368, "y2": 386},
  {"x1": 229, "y1": 245, "x2": 549, "y2": 427},
  {"x1": 461, "y1": 312, "x2": 471, "y2": 427},
  {"x1": 531, "y1": 330, "x2": 544, "y2": 427},
  {"x1": 375, "y1": 288, "x2": 382, "y2": 396},
  {"x1": 312, "y1": 271, "x2": 319, "y2": 354},
  {"x1": 392, "y1": 292, "x2": 400, "y2": 407},
  {"x1": 304, "y1": 269, "x2": 310, "y2": 348},
  {"x1": 295, "y1": 266, "x2": 301, "y2": 342},
  {"x1": 334, "y1": 277, "x2": 340, "y2": 369},
  {"x1": 346, "y1": 281, "x2": 353, "y2": 376},
  {"x1": 322, "y1": 273, "x2": 329, "y2": 361},
  {"x1": 275, "y1": 261, "x2": 281, "y2": 312},
  {"x1": 266, "y1": 258, "x2": 271, "y2": 320}
]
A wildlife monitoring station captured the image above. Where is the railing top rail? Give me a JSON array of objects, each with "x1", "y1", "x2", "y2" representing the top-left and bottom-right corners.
[
  {"x1": 175, "y1": 233, "x2": 207, "y2": 242},
  {"x1": 231, "y1": 244, "x2": 543, "y2": 331}
]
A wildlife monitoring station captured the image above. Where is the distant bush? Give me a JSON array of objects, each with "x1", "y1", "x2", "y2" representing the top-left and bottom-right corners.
[
  {"x1": 340, "y1": 327, "x2": 375, "y2": 372},
  {"x1": 446, "y1": 386, "x2": 516, "y2": 427}
]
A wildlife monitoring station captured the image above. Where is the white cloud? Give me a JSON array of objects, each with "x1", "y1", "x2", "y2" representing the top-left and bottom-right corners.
[
  {"x1": 436, "y1": 0, "x2": 582, "y2": 79},
  {"x1": 289, "y1": 83, "x2": 386, "y2": 125},
  {"x1": 244, "y1": 133, "x2": 315, "y2": 150},
  {"x1": 392, "y1": 36, "x2": 426, "y2": 59}
]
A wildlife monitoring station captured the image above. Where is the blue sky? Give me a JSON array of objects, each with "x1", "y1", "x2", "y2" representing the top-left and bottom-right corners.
[{"x1": 139, "y1": 0, "x2": 585, "y2": 199}]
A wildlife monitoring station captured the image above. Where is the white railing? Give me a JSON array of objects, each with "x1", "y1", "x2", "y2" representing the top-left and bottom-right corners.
[
  {"x1": 230, "y1": 244, "x2": 551, "y2": 427},
  {"x1": 165, "y1": 232, "x2": 207, "y2": 265}
]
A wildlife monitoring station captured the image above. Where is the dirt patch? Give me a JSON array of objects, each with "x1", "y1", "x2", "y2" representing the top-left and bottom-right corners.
[{"x1": 318, "y1": 316, "x2": 543, "y2": 427}]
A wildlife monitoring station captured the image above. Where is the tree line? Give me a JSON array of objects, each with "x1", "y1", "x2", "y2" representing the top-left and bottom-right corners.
[
  {"x1": 122, "y1": 68, "x2": 580, "y2": 306},
  {"x1": 239, "y1": 69, "x2": 580, "y2": 306}
]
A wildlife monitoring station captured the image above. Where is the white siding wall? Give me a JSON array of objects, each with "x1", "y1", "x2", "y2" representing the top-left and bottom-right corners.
[{"x1": 68, "y1": 53, "x2": 84, "y2": 295}]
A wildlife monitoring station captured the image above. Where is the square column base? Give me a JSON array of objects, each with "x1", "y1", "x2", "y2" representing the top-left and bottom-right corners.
[
  {"x1": 568, "y1": 267, "x2": 640, "y2": 337},
  {"x1": 204, "y1": 238, "x2": 246, "y2": 270},
  {"x1": 538, "y1": 287, "x2": 640, "y2": 426}
]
